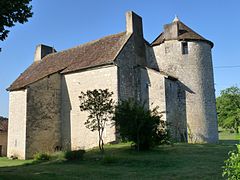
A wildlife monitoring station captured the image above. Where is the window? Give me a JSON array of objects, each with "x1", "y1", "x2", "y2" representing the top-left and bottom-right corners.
[{"x1": 182, "y1": 42, "x2": 188, "y2": 55}]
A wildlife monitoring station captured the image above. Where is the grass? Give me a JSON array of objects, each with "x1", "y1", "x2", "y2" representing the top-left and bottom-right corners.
[{"x1": 0, "y1": 130, "x2": 238, "y2": 180}]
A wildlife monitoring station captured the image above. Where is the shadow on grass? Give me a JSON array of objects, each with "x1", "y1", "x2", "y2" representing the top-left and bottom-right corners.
[{"x1": 219, "y1": 140, "x2": 240, "y2": 145}]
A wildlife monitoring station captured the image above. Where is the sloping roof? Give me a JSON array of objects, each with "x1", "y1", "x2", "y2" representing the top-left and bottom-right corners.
[
  {"x1": 151, "y1": 20, "x2": 213, "y2": 47},
  {"x1": 8, "y1": 32, "x2": 130, "y2": 91},
  {"x1": 0, "y1": 117, "x2": 8, "y2": 132}
]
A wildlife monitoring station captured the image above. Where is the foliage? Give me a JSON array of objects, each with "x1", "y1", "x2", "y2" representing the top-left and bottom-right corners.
[
  {"x1": 216, "y1": 86, "x2": 240, "y2": 133},
  {"x1": 33, "y1": 152, "x2": 51, "y2": 161},
  {"x1": 113, "y1": 99, "x2": 168, "y2": 151},
  {"x1": 64, "y1": 150, "x2": 85, "y2": 161},
  {"x1": 0, "y1": 0, "x2": 33, "y2": 51},
  {"x1": 223, "y1": 144, "x2": 240, "y2": 179},
  {"x1": 79, "y1": 89, "x2": 115, "y2": 153}
]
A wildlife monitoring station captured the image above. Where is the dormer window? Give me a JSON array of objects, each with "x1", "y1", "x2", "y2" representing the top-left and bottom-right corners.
[{"x1": 181, "y1": 42, "x2": 188, "y2": 55}]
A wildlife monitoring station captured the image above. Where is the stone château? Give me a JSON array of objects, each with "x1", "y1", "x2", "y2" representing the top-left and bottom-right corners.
[{"x1": 7, "y1": 11, "x2": 218, "y2": 159}]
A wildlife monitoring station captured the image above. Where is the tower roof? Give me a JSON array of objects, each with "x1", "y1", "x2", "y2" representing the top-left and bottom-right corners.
[{"x1": 151, "y1": 19, "x2": 214, "y2": 48}]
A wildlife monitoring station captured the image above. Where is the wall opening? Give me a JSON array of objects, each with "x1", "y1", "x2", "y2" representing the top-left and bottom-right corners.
[{"x1": 181, "y1": 42, "x2": 188, "y2": 55}]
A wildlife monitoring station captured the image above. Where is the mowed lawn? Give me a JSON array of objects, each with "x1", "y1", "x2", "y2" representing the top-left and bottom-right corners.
[{"x1": 0, "y1": 132, "x2": 238, "y2": 180}]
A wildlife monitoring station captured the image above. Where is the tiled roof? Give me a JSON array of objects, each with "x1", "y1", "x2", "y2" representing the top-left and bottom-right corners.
[
  {"x1": 151, "y1": 21, "x2": 213, "y2": 47},
  {"x1": 8, "y1": 32, "x2": 130, "y2": 91}
]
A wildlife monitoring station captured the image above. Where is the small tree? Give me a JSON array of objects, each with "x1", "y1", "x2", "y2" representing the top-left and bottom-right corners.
[
  {"x1": 113, "y1": 99, "x2": 168, "y2": 151},
  {"x1": 216, "y1": 86, "x2": 240, "y2": 133},
  {"x1": 79, "y1": 89, "x2": 114, "y2": 153}
]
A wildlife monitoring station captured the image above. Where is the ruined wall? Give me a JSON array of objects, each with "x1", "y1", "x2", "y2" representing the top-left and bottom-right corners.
[
  {"x1": 0, "y1": 132, "x2": 7, "y2": 156},
  {"x1": 8, "y1": 90, "x2": 27, "y2": 159},
  {"x1": 153, "y1": 40, "x2": 218, "y2": 143},
  {"x1": 26, "y1": 73, "x2": 62, "y2": 158},
  {"x1": 61, "y1": 66, "x2": 118, "y2": 150}
]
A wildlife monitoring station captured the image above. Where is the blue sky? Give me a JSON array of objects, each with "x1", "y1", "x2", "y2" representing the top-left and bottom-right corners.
[{"x1": 0, "y1": 0, "x2": 240, "y2": 117}]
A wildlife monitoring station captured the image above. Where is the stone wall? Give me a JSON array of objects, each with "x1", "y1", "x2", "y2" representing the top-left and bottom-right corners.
[
  {"x1": 61, "y1": 65, "x2": 118, "y2": 150},
  {"x1": 8, "y1": 90, "x2": 27, "y2": 159},
  {"x1": 25, "y1": 73, "x2": 62, "y2": 158},
  {"x1": 140, "y1": 67, "x2": 166, "y2": 115},
  {"x1": 116, "y1": 35, "x2": 137, "y2": 100},
  {"x1": 153, "y1": 40, "x2": 218, "y2": 143},
  {"x1": 0, "y1": 132, "x2": 7, "y2": 156},
  {"x1": 165, "y1": 79, "x2": 187, "y2": 141}
]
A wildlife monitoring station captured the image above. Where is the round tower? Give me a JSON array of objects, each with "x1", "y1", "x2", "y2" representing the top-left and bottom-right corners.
[{"x1": 151, "y1": 17, "x2": 218, "y2": 143}]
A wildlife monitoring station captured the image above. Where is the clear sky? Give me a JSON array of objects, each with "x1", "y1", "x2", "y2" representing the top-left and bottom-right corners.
[{"x1": 0, "y1": 0, "x2": 240, "y2": 117}]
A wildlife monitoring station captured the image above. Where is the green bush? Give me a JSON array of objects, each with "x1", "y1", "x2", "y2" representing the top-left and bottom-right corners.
[
  {"x1": 113, "y1": 99, "x2": 170, "y2": 151},
  {"x1": 33, "y1": 152, "x2": 51, "y2": 161},
  {"x1": 223, "y1": 144, "x2": 240, "y2": 179},
  {"x1": 64, "y1": 150, "x2": 85, "y2": 160}
]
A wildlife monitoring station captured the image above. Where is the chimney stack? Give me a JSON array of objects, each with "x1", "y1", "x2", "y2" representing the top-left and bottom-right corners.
[
  {"x1": 34, "y1": 44, "x2": 56, "y2": 62},
  {"x1": 126, "y1": 11, "x2": 143, "y2": 37},
  {"x1": 164, "y1": 21, "x2": 179, "y2": 40}
]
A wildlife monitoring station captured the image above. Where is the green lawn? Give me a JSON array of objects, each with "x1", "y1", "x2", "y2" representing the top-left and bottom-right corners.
[{"x1": 0, "y1": 141, "x2": 236, "y2": 180}]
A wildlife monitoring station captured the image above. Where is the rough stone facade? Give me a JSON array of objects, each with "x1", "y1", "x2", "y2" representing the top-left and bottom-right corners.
[
  {"x1": 152, "y1": 40, "x2": 218, "y2": 142},
  {"x1": 61, "y1": 66, "x2": 117, "y2": 150},
  {"x1": 25, "y1": 73, "x2": 62, "y2": 158},
  {"x1": 0, "y1": 132, "x2": 7, "y2": 156},
  {"x1": 8, "y1": 11, "x2": 218, "y2": 159},
  {"x1": 8, "y1": 90, "x2": 27, "y2": 159}
]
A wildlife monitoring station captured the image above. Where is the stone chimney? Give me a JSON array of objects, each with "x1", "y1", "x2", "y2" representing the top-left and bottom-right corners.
[
  {"x1": 34, "y1": 44, "x2": 56, "y2": 62},
  {"x1": 126, "y1": 11, "x2": 146, "y2": 66},
  {"x1": 164, "y1": 21, "x2": 179, "y2": 40},
  {"x1": 126, "y1": 11, "x2": 143, "y2": 37}
]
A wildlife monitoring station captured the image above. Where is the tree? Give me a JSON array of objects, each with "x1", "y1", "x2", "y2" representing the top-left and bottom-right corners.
[
  {"x1": 0, "y1": 0, "x2": 33, "y2": 51},
  {"x1": 216, "y1": 86, "x2": 240, "y2": 133},
  {"x1": 79, "y1": 89, "x2": 114, "y2": 153},
  {"x1": 113, "y1": 99, "x2": 168, "y2": 151}
]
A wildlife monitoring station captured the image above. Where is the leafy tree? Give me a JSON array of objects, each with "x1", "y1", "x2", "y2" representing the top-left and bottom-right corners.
[
  {"x1": 216, "y1": 86, "x2": 240, "y2": 133},
  {"x1": 0, "y1": 0, "x2": 33, "y2": 51},
  {"x1": 79, "y1": 89, "x2": 114, "y2": 153},
  {"x1": 113, "y1": 99, "x2": 169, "y2": 151}
]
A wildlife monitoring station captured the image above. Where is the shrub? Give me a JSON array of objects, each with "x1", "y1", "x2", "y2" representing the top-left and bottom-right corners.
[
  {"x1": 223, "y1": 144, "x2": 240, "y2": 179},
  {"x1": 113, "y1": 99, "x2": 170, "y2": 151},
  {"x1": 33, "y1": 152, "x2": 51, "y2": 161},
  {"x1": 64, "y1": 150, "x2": 85, "y2": 160}
]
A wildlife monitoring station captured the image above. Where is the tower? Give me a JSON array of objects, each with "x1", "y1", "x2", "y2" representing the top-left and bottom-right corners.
[{"x1": 151, "y1": 17, "x2": 218, "y2": 143}]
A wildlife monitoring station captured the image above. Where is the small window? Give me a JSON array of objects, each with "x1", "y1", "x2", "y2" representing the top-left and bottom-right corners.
[{"x1": 182, "y1": 42, "x2": 188, "y2": 55}]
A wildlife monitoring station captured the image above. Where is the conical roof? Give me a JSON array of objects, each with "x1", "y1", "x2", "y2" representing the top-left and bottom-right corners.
[{"x1": 151, "y1": 19, "x2": 213, "y2": 48}]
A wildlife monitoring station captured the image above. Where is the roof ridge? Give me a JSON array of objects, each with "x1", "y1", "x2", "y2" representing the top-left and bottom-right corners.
[{"x1": 43, "y1": 32, "x2": 127, "y2": 60}]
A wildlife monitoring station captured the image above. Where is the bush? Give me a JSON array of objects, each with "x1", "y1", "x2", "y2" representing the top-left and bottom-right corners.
[
  {"x1": 34, "y1": 152, "x2": 51, "y2": 161},
  {"x1": 113, "y1": 99, "x2": 170, "y2": 151},
  {"x1": 223, "y1": 144, "x2": 240, "y2": 179},
  {"x1": 64, "y1": 150, "x2": 85, "y2": 160}
]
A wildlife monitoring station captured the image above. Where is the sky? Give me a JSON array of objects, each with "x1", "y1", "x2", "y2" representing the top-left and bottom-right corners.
[{"x1": 0, "y1": 0, "x2": 240, "y2": 117}]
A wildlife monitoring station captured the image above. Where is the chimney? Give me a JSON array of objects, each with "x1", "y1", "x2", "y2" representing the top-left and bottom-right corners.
[
  {"x1": 34, "y1": 44, "x2": 56, "y2": 62},
  {"x1": 125, "y1": 11, "x2": 146, "y2": 66},
  {"x1": 126, "y1": 11, "x2": 143, "y2": 37},
  {"x1": 164, "y1": 22, "x2": 179, "y2": 40}
]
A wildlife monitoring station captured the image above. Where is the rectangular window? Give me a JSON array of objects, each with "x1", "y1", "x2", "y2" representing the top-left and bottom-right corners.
[{"x1": 182, "y1": 42, "x2": 188, "y2": 55}]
